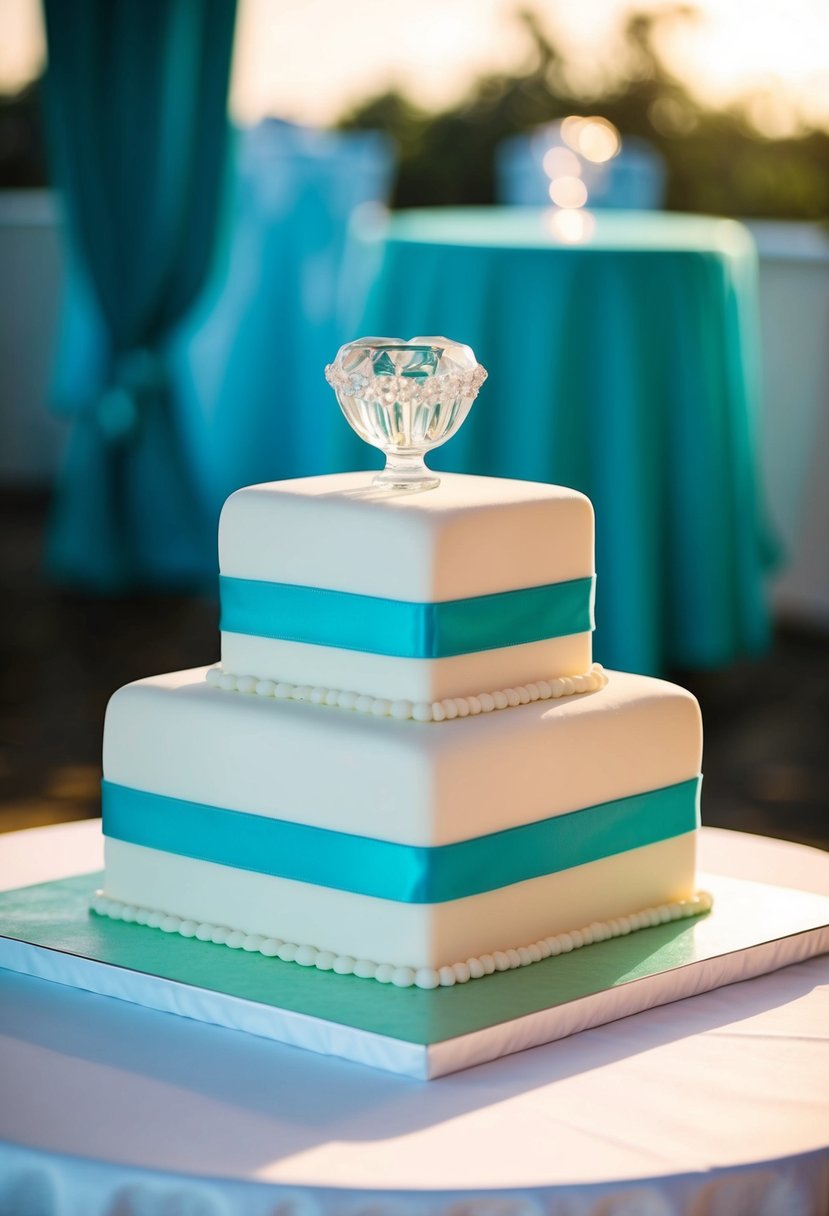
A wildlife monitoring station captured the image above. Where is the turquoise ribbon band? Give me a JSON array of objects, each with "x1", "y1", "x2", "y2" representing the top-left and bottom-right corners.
[
  {"x1": 219, "y1": 574, "x2": 596, "y2": 658},
  {"x1": 102, "y1": 777, "x2": 700, "y2": 904}
]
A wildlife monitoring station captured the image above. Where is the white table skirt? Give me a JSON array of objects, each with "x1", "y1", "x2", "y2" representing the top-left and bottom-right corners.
[{"x1": 1, "y1": 821, "x2": 827, "y2": 1216}]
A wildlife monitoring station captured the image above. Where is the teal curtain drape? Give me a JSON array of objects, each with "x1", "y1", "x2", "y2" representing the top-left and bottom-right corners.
[{"x1": 43, "y1": 0, "x2": 237, "y2": 590}]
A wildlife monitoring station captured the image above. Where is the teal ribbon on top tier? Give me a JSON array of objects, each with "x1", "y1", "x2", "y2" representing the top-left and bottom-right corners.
[
  {"x1": 102, "y1": 776, "x2": 700, "y2": 904},
  {"x1": 219, "y1": 574, "x2": 596, "y2": 658}
]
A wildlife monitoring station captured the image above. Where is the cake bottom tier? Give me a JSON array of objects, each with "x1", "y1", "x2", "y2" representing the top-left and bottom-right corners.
[{"x1": 102, "y1": 832, "x2": 697, "y2": 974}]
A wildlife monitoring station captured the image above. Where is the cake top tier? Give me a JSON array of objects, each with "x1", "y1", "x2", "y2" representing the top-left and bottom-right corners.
[{"x1": 219, "y1": 471, "x2": 593, "y2": 602}]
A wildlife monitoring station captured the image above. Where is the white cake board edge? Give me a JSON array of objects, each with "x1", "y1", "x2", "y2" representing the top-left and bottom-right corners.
[
  {"x1": 427, "y1": 921, "x2": 829, "y2": 1078},
  {"x1": 0, "y1": 934, "x2": 429, "y2": 1079},
  {"x1": 0, "y1": 871, "x2": 827, "y2": 1081}
]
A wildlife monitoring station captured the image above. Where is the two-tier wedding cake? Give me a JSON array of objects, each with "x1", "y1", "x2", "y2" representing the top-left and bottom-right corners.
[{"x1": 92, "y1": 338, "x2": 711, "y2": 993}]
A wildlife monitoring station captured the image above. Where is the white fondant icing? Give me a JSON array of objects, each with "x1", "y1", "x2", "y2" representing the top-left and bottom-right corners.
[
  {"x1": 218, "y1": 472, "x2": 595, "y2": 704},
  {"x1": 220, "y1": 632, "x2": 595, "y2": 706},
  {"x1": 91, "y1": 886, "x2": 713, "y2": 988},
  {"x1": 206, "y1": 662, "x2": 608, "y2": 721},
  {"x1": 219, "y1": 472, "x2": 594, "y2": 600},
  {"x1": 102, "y1": 833, "x2": 698, "y2": 971},
  {"x1": 103, "y1": 667, "x2": 702, "y2": 848},
  {"x1": 101, "y1": 470, "x2": 708, "y2": 998}
]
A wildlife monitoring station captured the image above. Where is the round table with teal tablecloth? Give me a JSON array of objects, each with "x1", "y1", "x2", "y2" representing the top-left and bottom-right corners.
[{"x1": 353, "y1": 208, "x2": 774, "y2": 675}]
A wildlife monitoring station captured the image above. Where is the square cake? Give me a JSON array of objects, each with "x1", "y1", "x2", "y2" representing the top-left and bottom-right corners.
[{"x1": 95, "y1": 471, "x2": 709, "y2": 991}]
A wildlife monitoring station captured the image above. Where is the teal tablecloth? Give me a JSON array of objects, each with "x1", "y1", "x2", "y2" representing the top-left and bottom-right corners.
[{"x1": 354, "y1": 208, "x2": 773, "y2": 674}]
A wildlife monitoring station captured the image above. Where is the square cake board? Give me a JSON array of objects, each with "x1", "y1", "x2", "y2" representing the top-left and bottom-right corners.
[{"x1": 0, "y1": 871, "x2": 827, "y2": 1080}]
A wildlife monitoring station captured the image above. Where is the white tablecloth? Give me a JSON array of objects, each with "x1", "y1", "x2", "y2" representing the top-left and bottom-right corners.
[{"x1": 1, "y1": 821, "x2": 827, "y2": 1216}]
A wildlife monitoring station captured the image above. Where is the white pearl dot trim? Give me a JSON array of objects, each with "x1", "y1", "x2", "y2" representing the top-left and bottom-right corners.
[
  {"x1": 205, "y1": 663, "x2": 609, "y2": 722},
  {"x1": 90, "y1": 890, "x2": 713, "y2": 989}
]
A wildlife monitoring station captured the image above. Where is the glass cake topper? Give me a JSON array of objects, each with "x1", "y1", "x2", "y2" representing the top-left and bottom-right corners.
[{"x1": 325, "y1": 336, "x2": 487, "y2": 490}]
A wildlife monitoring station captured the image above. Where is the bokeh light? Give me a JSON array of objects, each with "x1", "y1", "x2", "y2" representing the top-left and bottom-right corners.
[
  {"x1": 547, "y1": 208, "x2": 597, "y2": 243},
  {"x1": 548, "y1": 175, "x2": 589, "y2": 208},
  {"x1": 562, "y1": 116, "x2": 621, "y2": 163},
  {"x1": 542, "y1": 146, "x2": 582, "y2": 179}
]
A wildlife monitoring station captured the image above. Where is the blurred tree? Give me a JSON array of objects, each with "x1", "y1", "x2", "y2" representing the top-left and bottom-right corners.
[
  {"x1": 339, "y1": 6, "x2": 829, "y2": 220},
  {"x1": 3, "y1": 4, "x2": 828, "y2": 218},
  {"x1": 0, "y1": 79, "x2": 48, "y2": 188}
]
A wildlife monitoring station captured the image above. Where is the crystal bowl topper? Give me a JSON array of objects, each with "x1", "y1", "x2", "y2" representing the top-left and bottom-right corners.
[{"x1": 325, "y1": 336, "x2": 487, "y2": 490}]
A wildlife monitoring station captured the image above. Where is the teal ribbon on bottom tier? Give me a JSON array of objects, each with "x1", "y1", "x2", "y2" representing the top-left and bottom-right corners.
[{"x1": 102, "y1": 776, "x2": 701, "y2": 904}]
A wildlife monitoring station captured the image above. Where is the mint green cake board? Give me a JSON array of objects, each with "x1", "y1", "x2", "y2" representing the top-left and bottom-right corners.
[{"x1": 1, "y1": 871, "x2": 827, "y2": 1079}]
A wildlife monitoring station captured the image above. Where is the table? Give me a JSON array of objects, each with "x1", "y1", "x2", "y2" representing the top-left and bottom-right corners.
[
  {"x1": 352, "y1": 208, "x2": 774, "y2": 675},
  {"x1": 1, "y1": 821, "x2": 827, "y2": 1215}
]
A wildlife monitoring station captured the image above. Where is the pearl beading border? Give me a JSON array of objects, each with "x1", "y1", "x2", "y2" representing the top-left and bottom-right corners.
[
  {"x1": 206, "y1": 662, "x2": 608, "y2": 722},
  {"x1": 90, "y1": 890, "x2": 713, "y2": 990}
]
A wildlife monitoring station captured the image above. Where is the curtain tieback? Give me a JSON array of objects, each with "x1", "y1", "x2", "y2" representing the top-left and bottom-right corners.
[{"x1": 92, "y1": 347, "x2": 166, "y2": 444}]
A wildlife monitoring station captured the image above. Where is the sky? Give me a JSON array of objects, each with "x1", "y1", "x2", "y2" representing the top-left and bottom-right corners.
[{"x1": 2, "y1": 0, "x2": 829, "y2": 135}]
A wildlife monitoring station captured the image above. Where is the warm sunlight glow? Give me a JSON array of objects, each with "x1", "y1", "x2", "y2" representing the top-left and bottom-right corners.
[
  {"x1": 559, "y1": 115, "x2": 588, "y2": 150},
  {"x1": 560, "y1": 116, "x2": 621, "y2": 163},
  {"x1": 0, "y1": 0, "x2": 45, "y2": 92},
  {"x1": 547, "y1": 208, "x2": 597, "y2": 243},
  {"x1": 548, "y1": 175, "x2": 589, "y2": 208},
  {"x1": 575, "y1": 119, "x2": 622, "y2": 164},
  {"x1": 226, "y1": 0, "x2": 829, "y2": 129},
  {"x1": 745, "y1": 93, "x2": 801, "y2": 139},
  {"x1": 2, "y1": 0, "x2": 829, "y2": 133},
  {"x1": 229, "y1": 0, "x2": 531, "y2": 125},
  {"x1": 653, "y1": 0, "x2": 829, "y2": 133},
  {"x1": 542, "y1": 146, "x2": 582, "y2": 179}
]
